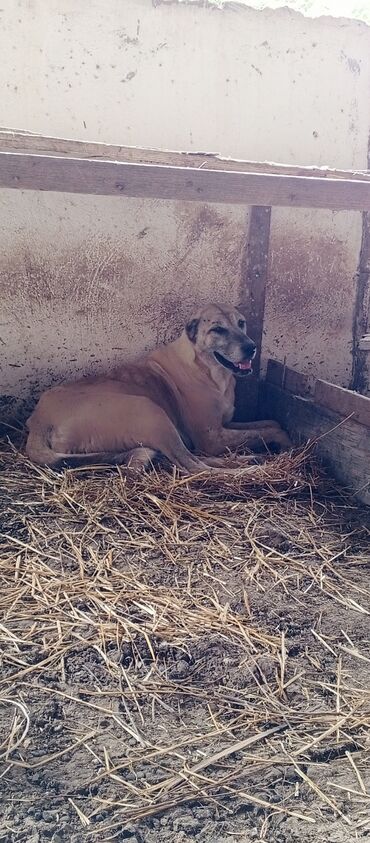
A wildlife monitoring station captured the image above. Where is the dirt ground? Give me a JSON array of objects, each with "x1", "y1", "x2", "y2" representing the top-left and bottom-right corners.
[{"x1": 1, "y1": 439, "x2": 370, "y2": 843}]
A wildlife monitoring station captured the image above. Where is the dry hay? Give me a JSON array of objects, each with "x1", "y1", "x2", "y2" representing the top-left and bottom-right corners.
[{"x1": 1, "y1": 437, "x2": 370, "y2": 842}]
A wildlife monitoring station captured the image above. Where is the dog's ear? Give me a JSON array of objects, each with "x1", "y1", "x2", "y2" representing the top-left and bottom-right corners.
[{"x1": 185, "y1": 318, "x2": 199, "y2": 343}]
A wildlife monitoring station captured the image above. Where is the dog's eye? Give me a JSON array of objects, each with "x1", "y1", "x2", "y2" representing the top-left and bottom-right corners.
[
  {"x1": 210, "y1": 326, "x2": 228, "y2": 335},
  {"x1": 238, "y1": 320, "x2": 246, "y2": 330}
]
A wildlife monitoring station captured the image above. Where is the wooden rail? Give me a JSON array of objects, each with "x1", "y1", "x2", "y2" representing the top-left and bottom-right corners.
[
  {"x1": 0, "y1": 130, "x2": 370, "y2": 210},
  {"x1": 1, "y1": 128, "x2": 370, "y2": 180},
  {"x1": 263, "y1": 360, "x2": 370, "y2": 504},
  {"x1": 1, "y1": 130, "x2": 368, "y2": 416},
  {"x1": 1, "y1": 151, "x2": 370, "y2": 210}
]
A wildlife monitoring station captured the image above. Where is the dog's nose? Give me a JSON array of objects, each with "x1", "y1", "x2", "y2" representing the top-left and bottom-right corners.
[{"x1": 244, "y1": 341, "x2": 256, "y2": 358}]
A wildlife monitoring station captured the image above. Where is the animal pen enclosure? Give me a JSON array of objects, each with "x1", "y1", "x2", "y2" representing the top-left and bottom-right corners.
[
  {"x1": 1, "y1": 2, "x2": 370, "y2": 842},
  {"x1": 0, "y1": 129, "x2": 369, "y2": 502},
  {"x1": 1, "y1": 129, "x2": 370, "y2": 843}
]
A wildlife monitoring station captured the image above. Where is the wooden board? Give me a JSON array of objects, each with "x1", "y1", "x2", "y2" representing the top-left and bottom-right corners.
[
  {"x1": 314, "y1": 379, "x2": 370, "y2": 427},
  {"x1": 259, "y1": 383, "x2": 370, "y2": 506},
  {"x1": 1, "y1": 129, "x2": 370, "y2": 182},
  {"x1": 243, "y1": 206, "x2": 271, "y2": 376},
  {"x1": 351, "y1": 199, "x2": 370, "y2": 392},
  {"x1": 265, "y1": 359, "x2": 314, "y2": 396},
  {"x1": 266, "y1": 360, "x2": 370, "y2": 421},
  {"x1": 235, "y1": 206, "x2": 271, "y2": 421},
  {"x1": 2, "y1": 151, "x2": 370, "y2": 210}
]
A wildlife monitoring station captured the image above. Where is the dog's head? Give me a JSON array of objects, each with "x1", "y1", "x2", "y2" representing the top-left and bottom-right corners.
[{"x1": 185, "y1": 303, "x2": 256, "y2": 377}]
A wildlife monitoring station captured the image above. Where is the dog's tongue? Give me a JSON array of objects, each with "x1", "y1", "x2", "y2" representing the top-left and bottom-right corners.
[{"x1": 237, "y1": 360, "x2": 252, "y2": 371}]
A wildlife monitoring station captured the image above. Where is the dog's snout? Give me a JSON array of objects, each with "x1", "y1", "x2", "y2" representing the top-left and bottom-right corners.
[{"x1": 243, "y1": 340, "x2": 257, "y2": 358}]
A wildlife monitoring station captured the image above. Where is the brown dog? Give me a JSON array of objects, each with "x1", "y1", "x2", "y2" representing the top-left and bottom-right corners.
[{"x1": 25, "y1": 302, "x2": 290, "y2": 472}]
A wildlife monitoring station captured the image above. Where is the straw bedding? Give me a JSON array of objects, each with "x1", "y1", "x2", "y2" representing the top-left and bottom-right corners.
[{"x1": 1, "y1": 437, "x2": 370, "y2": 843}]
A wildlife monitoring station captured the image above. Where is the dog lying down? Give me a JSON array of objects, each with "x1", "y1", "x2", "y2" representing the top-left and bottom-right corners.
[{"x1": 25, "y1": 302, "x2": 290, "y2": 473}]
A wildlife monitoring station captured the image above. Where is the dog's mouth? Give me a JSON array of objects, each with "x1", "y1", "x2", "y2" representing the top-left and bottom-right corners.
[{"x1": 213, "y1": 351, "x2": 253, "y2": 376}]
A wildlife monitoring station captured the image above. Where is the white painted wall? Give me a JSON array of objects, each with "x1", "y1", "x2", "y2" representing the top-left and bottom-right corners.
[
  {"x1": 1, "y1": 0, "x2": 370, "y2": 418},
  {"x1": 2, "y1": 0, "x2": 369, "y2": 166},
  {"x1": 0, "y1": 190, "x2": 247, "y2": 404},
  {"x1": 265, "y1": 208, "x2": 363, "y2": 384}
]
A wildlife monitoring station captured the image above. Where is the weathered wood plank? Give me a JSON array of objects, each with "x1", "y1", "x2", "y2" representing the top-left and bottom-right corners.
[
  {"x1": 1, "y1": 129, "x2": 370, "y2": 182},
  {"x1": 351, "y1": 192, "x2": 370, "y2": 393},
  {"x1": 314, "y1": 379, "x2": 370, "y2": 427},
  {"x1": 243, "y1": 207, "x2": 271, "y2": 377},
  {"x1": 259, "y1": 383, "x2": 370, "y2": 505},
  {"x1": 266, "y1": 359, "x2": 314, "y2": 396},
  {"x1": 265, "y1": 361, "x2": 370, "y2": 424},
  {"x1": 235, "y1": 207, "x2": 271, "y2": 421},
  {"x1": 1, "y1": 152, "x2": 370, "y2": 210}
]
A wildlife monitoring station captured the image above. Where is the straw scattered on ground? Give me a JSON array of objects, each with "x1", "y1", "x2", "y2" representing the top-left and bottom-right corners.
[{"x1": 1, "y1": 437, "x2": 370, "y2": 843}]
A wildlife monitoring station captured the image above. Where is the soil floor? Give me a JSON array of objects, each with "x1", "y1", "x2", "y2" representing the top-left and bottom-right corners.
[{"x1": 1, "y1": 440, "x2": 370, "y2": 843}]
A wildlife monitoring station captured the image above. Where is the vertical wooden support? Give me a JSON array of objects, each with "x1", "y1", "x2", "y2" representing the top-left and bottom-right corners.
[
  {"x1": 350, "y1": 134, "x2": 370, "y2": 395},
  {"x1": 235, "y1": 205, "x2": 272, "y2": 421},
  {"x1": 351, "y1": 214, "x2": 370, "y2": 394}
]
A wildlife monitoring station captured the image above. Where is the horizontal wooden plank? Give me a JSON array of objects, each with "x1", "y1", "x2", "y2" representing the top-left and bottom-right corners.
[
  {"x1": 2, "y1": 152, "x2": 370, "y2": 209},
  {"x1": 314, "y1": 379, "x2": 370, "y2": 427},
  {"x1": 259, "y1": 383, "x2": 370, "y2": 505},
  {"x1": 266, "y1": 361, "x2": 370, "y2": 425},
  {"x1": 1, "y1": 129, "x2": 370, "y2": 182},
  {"x1": 266, "y1": 359, "x2": 314, "y2": 396}
]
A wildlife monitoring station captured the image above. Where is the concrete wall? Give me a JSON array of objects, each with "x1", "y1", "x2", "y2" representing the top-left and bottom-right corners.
[
  {"x1": 1, "y1": 0, "x2": 370, "y2": 421},
  {"x1": 0, "y1": 191, "x2": 247, "y2": 420}
]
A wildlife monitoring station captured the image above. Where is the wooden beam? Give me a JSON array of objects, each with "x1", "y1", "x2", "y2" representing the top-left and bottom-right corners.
[
  {"x1": 2, "y1": 152, "x2": 370, "y2": 210},
  {"x1": 243, "y1": 206, "x2": 271, "y2": 376},
  {"x1": 314, "y1": 379, "x2": 370, "y2": 427},
  {"x1": 235, "y1": 207, "x2": 271, "y2": 421},
  {"x1": 1, "y1": 129, "x2": 370, "y2": 182},
  {"x1": 265, "y1": 359, "x2": 314, "y2": 396},
  {"x1": 350, "y1": 152, "x2": 370, "y2": 393},
  {"x1": 265, "y1": 359, "x2": 370, "y2": 424},
  {"x1": 259, "y1": 382, "x2": 370, "y2": 505}
]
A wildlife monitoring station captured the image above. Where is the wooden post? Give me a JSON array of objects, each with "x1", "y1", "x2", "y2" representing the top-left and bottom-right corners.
[
  {"x1": 235, "y1": 205, "x2": 272, "y2": 421},
  {"x1": 350, "y1": 137, "x2": 370, "y2": 394}
]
